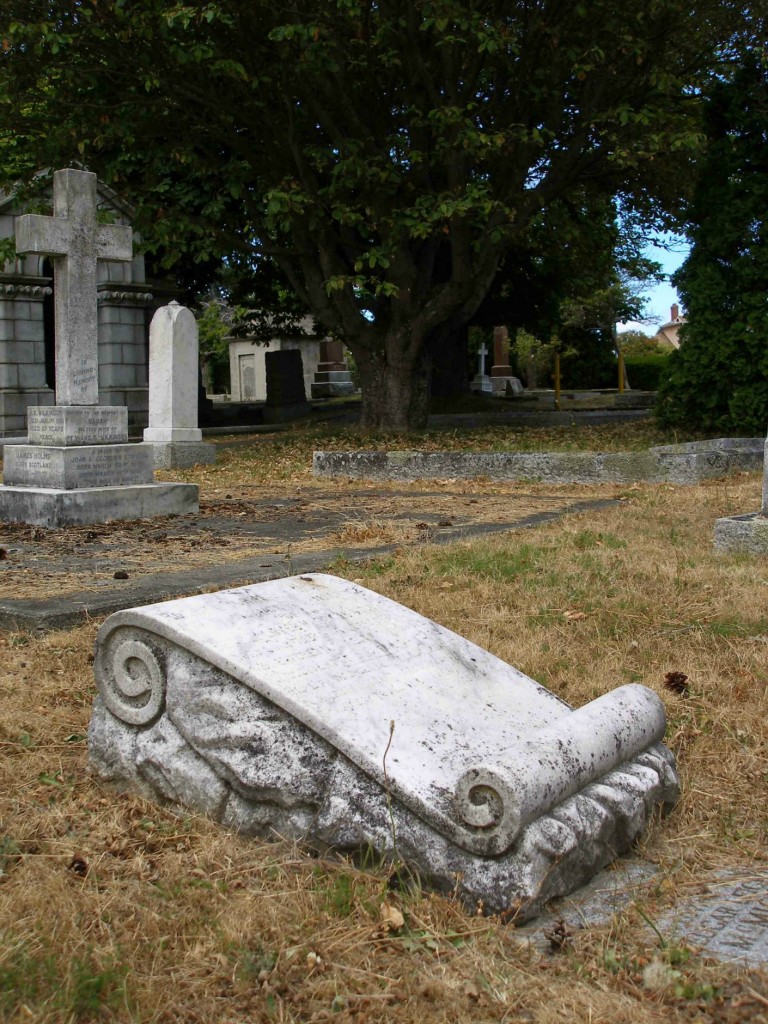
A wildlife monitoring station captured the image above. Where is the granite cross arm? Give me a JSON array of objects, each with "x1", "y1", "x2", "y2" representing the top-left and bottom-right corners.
[{"x1": 89, "y1": 574, "x2": 680, "y2": 919}]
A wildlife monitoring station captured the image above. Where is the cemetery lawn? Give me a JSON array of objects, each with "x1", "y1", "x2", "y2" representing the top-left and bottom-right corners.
[{"x1": 0, "y1": 420, "x2": 766, "y2": 1022}]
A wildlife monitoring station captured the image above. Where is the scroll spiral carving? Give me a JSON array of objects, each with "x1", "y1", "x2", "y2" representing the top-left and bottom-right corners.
[
  {"x1": 100, "y1": 635, "x2": 166, "y2": 726},
  {"x1": 454, "y1": 766, "x2": 520, "y2": 852}
]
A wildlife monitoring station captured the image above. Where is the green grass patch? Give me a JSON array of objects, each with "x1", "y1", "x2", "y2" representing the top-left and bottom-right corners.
[
  {"x1": 0, "y1": 940, "x2": 128, "y2": 1020},
  {"x1": 429, "y1": 542, "x2": 552, "y2": 583}
]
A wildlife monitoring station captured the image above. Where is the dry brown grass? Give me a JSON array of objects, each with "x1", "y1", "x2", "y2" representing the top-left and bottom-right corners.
[{"x1": 0, "y1": 434, "x2": 767, "y2": 1022}]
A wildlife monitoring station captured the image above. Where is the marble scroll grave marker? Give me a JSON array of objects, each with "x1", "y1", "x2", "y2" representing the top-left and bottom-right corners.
[
  {"x1": 0, "y1": 168, "x2": 197, "y2": 526},
  {"x1": 143, "y1": 302, "x2": 216, "y2": 469},
  {"x1": 713, "y1": 424, "x2": 768, "y2": 554},
  {"x1": 89, "y1": 573, "x2": 680, "y2": 919}
]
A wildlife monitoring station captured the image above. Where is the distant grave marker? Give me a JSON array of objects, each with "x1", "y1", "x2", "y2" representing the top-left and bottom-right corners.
[{"x1": 0, "y1": 168, "x2": 197, "y2": 526}]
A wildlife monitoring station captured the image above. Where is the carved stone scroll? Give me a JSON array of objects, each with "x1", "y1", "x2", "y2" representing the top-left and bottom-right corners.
[{"x1": 89, "y1": 574, "x2": 680, "y2": 918}]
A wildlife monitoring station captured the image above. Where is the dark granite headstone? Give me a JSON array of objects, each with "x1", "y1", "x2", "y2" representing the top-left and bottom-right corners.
[{"x1": 264, "y1": 349, "x2": 311, "y2": 421}]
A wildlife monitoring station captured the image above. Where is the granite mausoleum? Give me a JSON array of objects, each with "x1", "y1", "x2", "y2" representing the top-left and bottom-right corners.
[
  {"x1": 228, "y1": 319, "x2": 355, "y2": 403},
  {"x1": 0, "y1": 173, "x2": 155, "y2": 438}
]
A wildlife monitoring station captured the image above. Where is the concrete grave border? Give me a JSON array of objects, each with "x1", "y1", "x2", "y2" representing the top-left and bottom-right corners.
[{"x1": 313, "y1": 438, "x2": 764, "y2": 485}]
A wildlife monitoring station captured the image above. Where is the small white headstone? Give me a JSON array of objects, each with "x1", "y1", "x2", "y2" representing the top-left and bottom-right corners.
[
  {"x1": 89, "y1": 573, "x2": 679, "y2": 919},
  {"x1": 143, "y1": 302, "x2": 215, "y2": 468}
]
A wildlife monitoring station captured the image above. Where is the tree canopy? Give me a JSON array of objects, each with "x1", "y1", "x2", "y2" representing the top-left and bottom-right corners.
[
  {"x1": 657, "y1": 36, "x2": 768, "y2": 435},
  {"x1": 0, "y1": 0, "x2": 747, "y2": 429}
]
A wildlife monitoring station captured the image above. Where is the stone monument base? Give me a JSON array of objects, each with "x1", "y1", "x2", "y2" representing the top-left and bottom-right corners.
[
  {"x1": 0, "y1": 482, "x2": 198, "y2": 527},
  {"x1": 263, "y1": 401, "x2": 312, "y2": 424},
  {"x1": 3, "y1": 443, "x2": 154, "y2": 489},
  {"x1": 469, "y1": 374, "x2": 493, "y2": 394},
  {"x1": 491, "y1": 376, "x2": 524, "y2": 396},
  {"x1": 311, "y1": 370, "x2": 356, "y2": 399},
  {"x1": 147, "y1": 441, "x2": 217, "y2": 470},
  {"x1": 713, "y1": 512, "x2": 768, "y2": 554}
]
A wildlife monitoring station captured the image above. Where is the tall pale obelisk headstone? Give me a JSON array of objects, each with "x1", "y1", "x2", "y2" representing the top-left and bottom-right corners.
[
  {"x1": 143, "y1": 302, "x2": 215, "y2": 468},
  {"x1": 0, "y1": 168, "x2": 197, "y2": 526}
]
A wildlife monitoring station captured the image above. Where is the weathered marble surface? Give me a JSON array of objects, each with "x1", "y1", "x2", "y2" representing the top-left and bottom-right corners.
[
  {"x1": 0, "y1": 482, "x2": 199, "y2": 526},
  {"x1": 27, "y1": 406, "x2": 128, "y2": 446},
  {"x1": 143, "y1": 302, "x2": 215, "y2": 468},
  {"x1": 658, "y1": 869, "x2": 768, "y2": 967},
  {"x1": 313, "y1": 438, "x2": 764, "y2": 486},
  {"x1": 15, "y1": 169, "x2": 133, "y2": 406},
  {"x1": 89, "y1": 574, "x2": 679, "y2": 918},
  {"x1": 4, "y1": 443, "x2": 153, "y2": 489}
]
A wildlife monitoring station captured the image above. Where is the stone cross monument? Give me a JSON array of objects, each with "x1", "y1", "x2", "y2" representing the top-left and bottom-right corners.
[
  {"x1": 15, "y1": 169, "x2": 132, "y2": 407},
  {"x1": 0, "y1": 168, "x2": 198, "y2": 527},
  {"x1": 469, "y1": 342, "x2": 492, "y2": 393}
]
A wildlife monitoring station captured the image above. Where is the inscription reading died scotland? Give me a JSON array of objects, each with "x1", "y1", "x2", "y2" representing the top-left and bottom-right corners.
[{"x1": 3, "y1": 444, "x2": 153, "y2": 490}]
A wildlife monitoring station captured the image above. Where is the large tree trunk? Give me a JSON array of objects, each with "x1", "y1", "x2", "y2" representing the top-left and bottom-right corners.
[
  {"x1": 429, "y1": 323, "x2": 470, "y2": 399},
  {"x1": 356, "y1": 339, "x2": 432, "y2": 432}
]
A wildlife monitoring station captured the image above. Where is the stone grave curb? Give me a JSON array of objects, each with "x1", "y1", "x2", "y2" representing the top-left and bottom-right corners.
[
  {"x1": 313, "y1": 439, "x2": 764, "y2": 486},
  {"x1": 0, "y1": 497, "x2": 618, "y2": 632}
]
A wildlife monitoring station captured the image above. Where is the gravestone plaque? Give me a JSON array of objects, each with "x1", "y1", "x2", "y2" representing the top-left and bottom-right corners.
[
  {"x1": 28, "y1": 406, "x2": 128, "y2": 446},
  {"x1": 4, "y1": 444, "x2": 153, "y2": 489},
  {"x1": 658, "y1": 869, "x2": 768, "y2": 967},
  {"x1": 89, "y1": 573, "x2": 680, "y2": 919}
]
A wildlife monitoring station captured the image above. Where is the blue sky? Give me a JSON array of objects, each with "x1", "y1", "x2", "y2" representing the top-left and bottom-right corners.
[{"x1": 618, "y1": 233, "x2": 690, "y2": 335}]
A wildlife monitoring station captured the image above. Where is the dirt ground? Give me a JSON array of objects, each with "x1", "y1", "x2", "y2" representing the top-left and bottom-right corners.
[{"x1": 0, "y1": 479, "x2": 618, "y2": 602}]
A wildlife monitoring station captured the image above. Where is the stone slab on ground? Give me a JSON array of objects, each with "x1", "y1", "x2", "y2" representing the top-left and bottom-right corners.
[
  {"x1": 0, "y1": 491, "x2": 620, "y2": 630},
  {"x1": 89, "y1": 573, "x2": 678, "y2": 917},
  {"x1": 714, "y1": 512, "x2": 768, "y2": 554},
  {"x1": 513, "y1": 858, "x2": 661, "y2": 949},
  {"x1": 514, "y1": 862, "x2": 768, "y2": 969},
  {"x1": 0, "y1": 482, "x2": 199, "y2": 528},
  {"x1": 313, "y1": 438, "x2": 763, "y2": 486},
  {"x1": 714, "y1": 436, "x2": 768, "y2": 554},
  {"x1": 657, "y1": 868, "x2": 768, "y2": 968}
]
